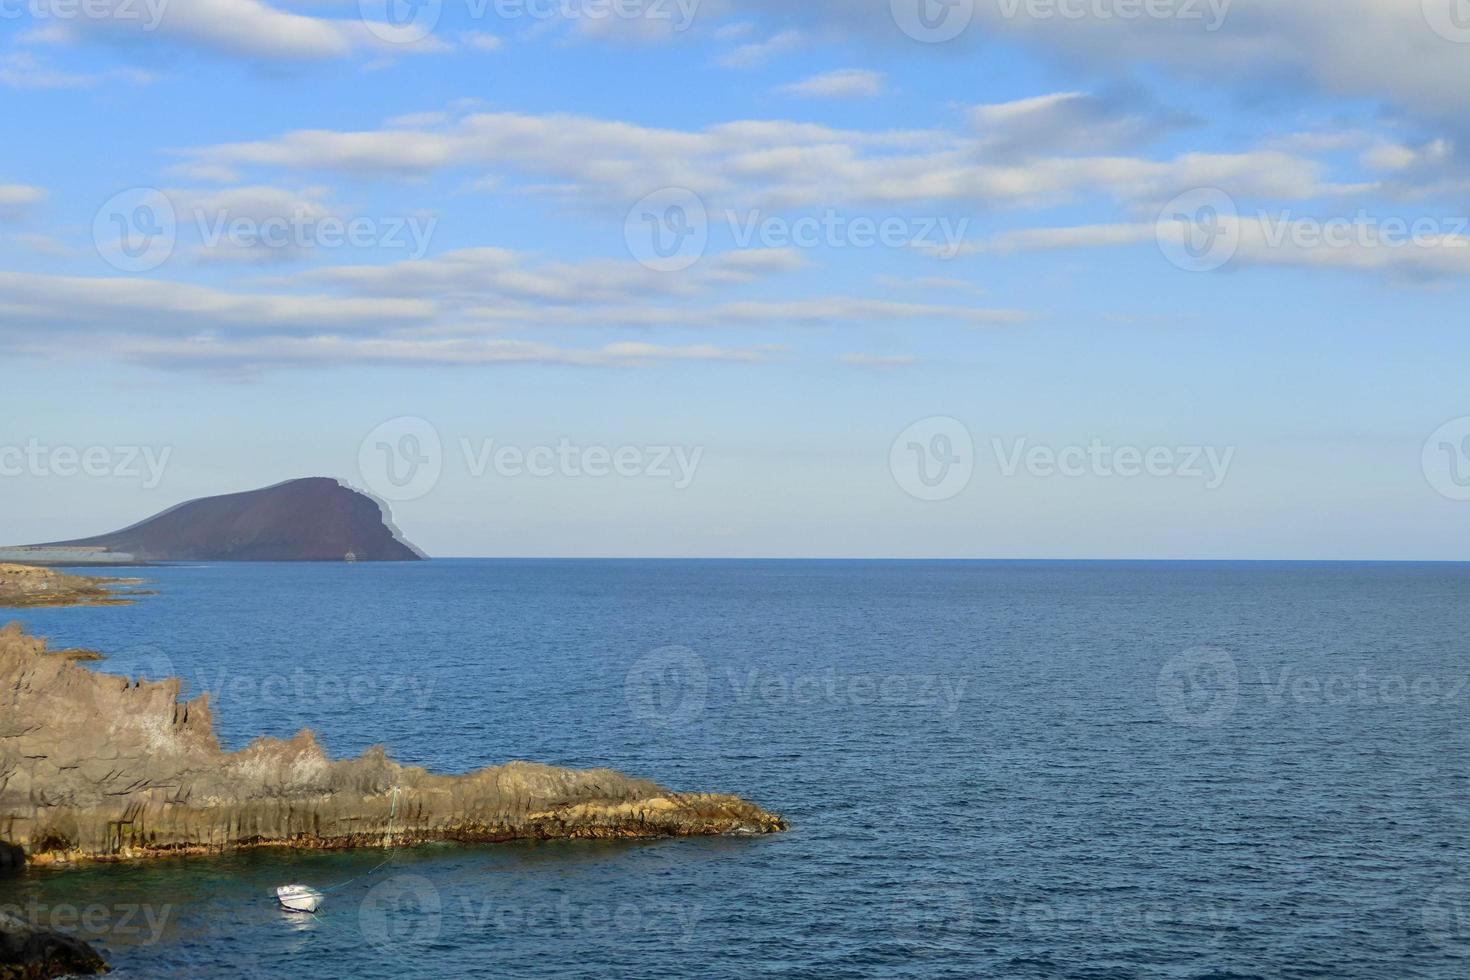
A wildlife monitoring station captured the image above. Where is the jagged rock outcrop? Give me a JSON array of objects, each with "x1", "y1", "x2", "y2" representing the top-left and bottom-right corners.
[
  {"x1": 0, "y1": 565, "x2": 141, "y2": 609},
  {"x1": 0, "y1": 913, "x2": 109, "y2": 979},
  {"x1": 0, "y1": 625, "x2": 783, "y2": 864},
  {"x1": 23, "y1": 477, "x2": 423, "y2": 562}
]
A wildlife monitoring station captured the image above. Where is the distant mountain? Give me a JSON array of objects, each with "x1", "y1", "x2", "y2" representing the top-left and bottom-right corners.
[{"x1": 27, "y1": 478, "x2": 424, "y2": 562}]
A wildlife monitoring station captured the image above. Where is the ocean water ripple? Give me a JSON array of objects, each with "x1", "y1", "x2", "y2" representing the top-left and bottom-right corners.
[{"x1": 3, "y1": 560, "x2": 1470, "y2": 977}]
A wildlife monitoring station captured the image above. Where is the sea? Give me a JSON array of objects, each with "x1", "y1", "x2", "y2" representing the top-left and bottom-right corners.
[{"x1": 4, "y1": 559, "x2": 1470, "y2": 978}]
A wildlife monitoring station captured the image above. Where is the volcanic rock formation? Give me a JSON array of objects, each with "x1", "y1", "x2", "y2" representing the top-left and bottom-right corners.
[
  {"x1": 22, "y1": 478, "x2": 422, "y2": 562},
  {"x1": 0, "y1": 912, "x2": 109, "y2": 979},
  {"x1": 0, "y1": 625, "x2": 784, "y2": 864},
  {"x1": 0, "y1": 565, "x2": 142, "y2": 609}
]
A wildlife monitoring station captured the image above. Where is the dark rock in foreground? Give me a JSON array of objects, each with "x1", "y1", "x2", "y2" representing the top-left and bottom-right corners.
[
  {"x1": 0, "y1": 912, "x2": 109, "y2": 979},
  {"x1": 0, "y1": 841, "x2": 21, "y2": 875},
  {"x1": 23, "y1": 477, "x2": 422, "y2": 563},
  {"x1": 0, "y1": 625, "x2": 784, "y2": 865}
]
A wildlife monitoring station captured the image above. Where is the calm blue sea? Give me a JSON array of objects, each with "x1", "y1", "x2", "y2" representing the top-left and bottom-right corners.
[{"x1": 6, "y1": 560, "x2": 1470, "y2": 978}]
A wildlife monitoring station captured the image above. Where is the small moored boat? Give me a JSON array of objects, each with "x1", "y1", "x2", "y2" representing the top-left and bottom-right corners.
[{"x1": 276, "y1": 885, "x2": 325, "y2": 914}]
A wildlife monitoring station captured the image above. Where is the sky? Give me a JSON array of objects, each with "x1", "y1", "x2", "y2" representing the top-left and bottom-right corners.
[{"x1": 3, "y1": 0, "x2": 1470, "y2": 559}]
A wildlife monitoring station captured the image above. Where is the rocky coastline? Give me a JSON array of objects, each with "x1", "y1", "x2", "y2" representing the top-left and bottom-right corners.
[
  {"x1": 0, "y1": 624, "x2": 785, "y2": 866},
  {"x1": 0, "y1": 565, "x2": 144, "y2": 609}
]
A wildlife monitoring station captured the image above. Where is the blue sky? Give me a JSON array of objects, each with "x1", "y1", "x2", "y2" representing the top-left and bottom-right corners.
[{"x1": 4, "y1": 0, "x2": 1470, "y2": 558}]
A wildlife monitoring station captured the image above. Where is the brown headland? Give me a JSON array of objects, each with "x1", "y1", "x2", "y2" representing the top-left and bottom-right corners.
[{"x1": 0, "y1": 624, "x2": 785, "y2": 867}]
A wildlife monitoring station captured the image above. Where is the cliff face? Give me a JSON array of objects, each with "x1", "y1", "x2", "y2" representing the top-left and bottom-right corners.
[
  {"x1": 34, "y1": 478, "x2": 422, "y2": 562},
  {"x1": 0, "y1": 625, "x2": 784, "y2": 864}
]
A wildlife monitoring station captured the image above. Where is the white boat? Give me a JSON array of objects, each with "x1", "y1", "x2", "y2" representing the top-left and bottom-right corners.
[{"x1": 276, "y1": 885, "x2": 325, "y2": 914}]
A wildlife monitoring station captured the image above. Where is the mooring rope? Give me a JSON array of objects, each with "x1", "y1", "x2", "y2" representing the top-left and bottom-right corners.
[{"x1": 319, "y1": 786, "x2": 402, "y2": 894}]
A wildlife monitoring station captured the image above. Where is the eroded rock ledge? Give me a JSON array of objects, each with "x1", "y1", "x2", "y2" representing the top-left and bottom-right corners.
[
  {"x1": 0, "y1": 565, "x2": 144, "y2": 609},
  {"x1": 0, "y1": 624, "x2": 784, "y2": 865}
]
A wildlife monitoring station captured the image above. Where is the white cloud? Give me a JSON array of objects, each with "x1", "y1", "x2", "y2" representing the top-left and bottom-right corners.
[
  {"x1": 970, "y1": 90, "x2": 1195, "y2": 158},
  {"x1": 0, "y1": 52, "x2": 156, "y2": 89},
  {"x1": 476, "y1": 297, "x2": 1027, "y2": 328},
  {"x1": 166, "y1": 185, "x2": 341, "y2": 263},
  {"x1": 294, "y1": 246, "x2": 806, "y2": 303},
  {"x1": 460, "y1": 31, "x2": 504, "y2": 52},
  {"x1": 974, "y1": 214, "x2": 1470, "y2": 282},
  {"x1": 26, "y1": 0, "x2": 451, "y2": 60},
  {"x1": 837, "y1": 352, "x2": 917, "y2": 367},
  {"x1": 715, "y1": 0, "x2": 1470, "y2": 136},
  {"x1": 0, "y1": 271, "x2": 435, "y2": 334},
  {"x1": 874, "y1": 274, "x2": 984, "y2": 293},
  {"x1": 96, "y1": 335, "x2": 780, "y2": 372},
  {"x1": 778, "y1": 69, "x2": 885, "y2": 99},
  {"x1": 176, "y1": 107, "x2": 1355, "y2": 214},
  {"x1": 717, "y1": 28, "x2": 802, "y2": 68},
  {"x1": 0, "y1": 183, "x2": 45, "y2": 221}
]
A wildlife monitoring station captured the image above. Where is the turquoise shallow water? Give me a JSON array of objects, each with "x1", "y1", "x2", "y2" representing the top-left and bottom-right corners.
[{"x1": 6, "y1": 559, "x2": 1470, "y2": 978}]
